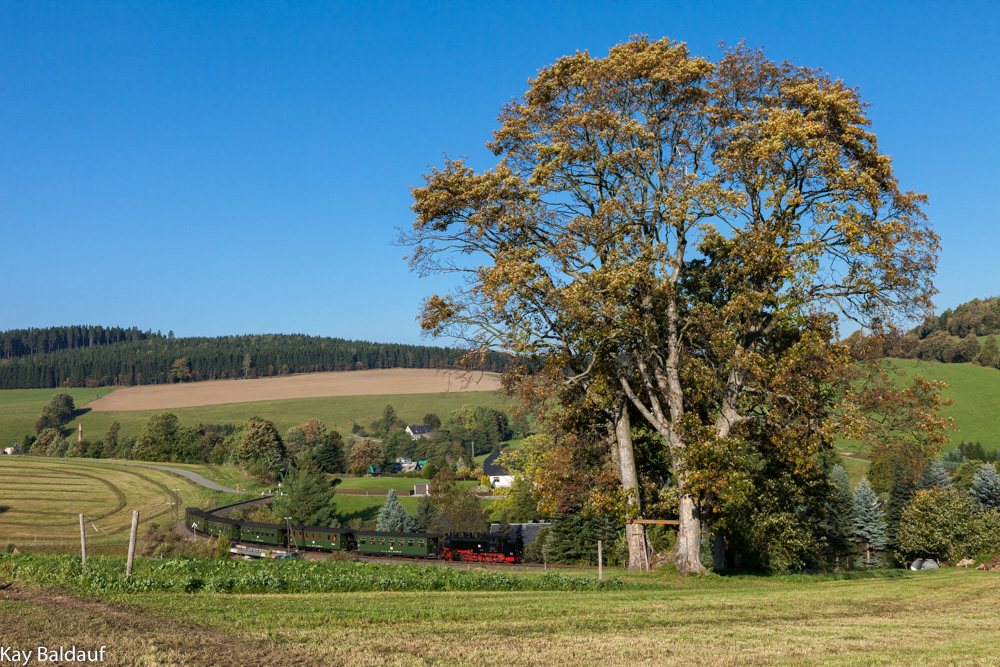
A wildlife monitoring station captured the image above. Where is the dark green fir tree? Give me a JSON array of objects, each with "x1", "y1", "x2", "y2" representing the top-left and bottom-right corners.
[
  {"x1": 823, "y1": 464, "x2": 856, "y2": 568},
  {"x1": 313, "y1": 431, "x2": 346, "y2": 474},
  {"x1": 271, "y1": 458, "x2": 340, "y2": 527},
  {"x1": 885, "y1": 461, "x2": 917, "y2": 548}
]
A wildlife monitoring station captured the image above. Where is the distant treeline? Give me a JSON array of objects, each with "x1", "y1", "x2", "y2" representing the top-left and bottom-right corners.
[
  {"x1": 0, "y1": 326, "x2": 509, "y2": 389},
  {"x1": 844, "y1": 297, "x2": 1000, "y2": 368},
  {"x1": 910, "y1": 297, "x2": 1000, "y2": 339},
  {"x1": 0, "y1": 325, "x2": 159, "y2": 359}
]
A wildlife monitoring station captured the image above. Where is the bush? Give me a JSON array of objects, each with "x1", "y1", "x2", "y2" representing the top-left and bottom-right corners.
[{"x1": 895, "y1": 488, "x2": 978, "y2": 564}]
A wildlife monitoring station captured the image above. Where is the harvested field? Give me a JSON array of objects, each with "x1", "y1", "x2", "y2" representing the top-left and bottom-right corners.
[
  {"x1": 0, "y1": 458, "x2": 231, "y2": 547},
  {"x1": 88, "y1": 369, "x2": 502, "y2": 412}
]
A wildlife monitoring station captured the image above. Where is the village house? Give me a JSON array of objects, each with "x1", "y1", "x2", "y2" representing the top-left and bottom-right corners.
[
  {"x1": 405, "y1": 424, "x2": 433, "y2": 440},
  {"x1": 483, "y1": 452, "x2": 516, "y2": 488}
]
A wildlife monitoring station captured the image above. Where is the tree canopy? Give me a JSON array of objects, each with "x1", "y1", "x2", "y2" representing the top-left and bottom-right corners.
[{"x1": 402, "y1": 37, "x2": 941, "y2": 572}]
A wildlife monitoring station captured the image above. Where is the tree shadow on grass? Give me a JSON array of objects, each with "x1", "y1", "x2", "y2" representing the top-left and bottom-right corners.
[
  {"x1": 339, "y1": 506, "x2": 379, "y2": 526},
  {"x1": 0, "y1": 506, "x2": 10, "y2": 515}
]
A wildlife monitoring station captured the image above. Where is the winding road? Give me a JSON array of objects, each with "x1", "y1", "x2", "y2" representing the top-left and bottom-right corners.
[{"x1": 34, "y1": 457, "x2": 240, "y2": 493}]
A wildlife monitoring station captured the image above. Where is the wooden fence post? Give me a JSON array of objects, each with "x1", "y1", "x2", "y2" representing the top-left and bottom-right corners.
[
  {"x1": 126, "y1": 510, "x2": 139, "y2": 576},
  {"x1": 598, "y1": 540, "x2": 603, "y2": 580},
  {"x1": 79, "y1": 514, "x2": 87, "y2": 571}
]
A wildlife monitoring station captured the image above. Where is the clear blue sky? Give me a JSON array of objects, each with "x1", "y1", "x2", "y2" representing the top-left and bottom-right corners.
[{"x1": 2, "y1": 1, "x2": 996, "y2": 344}]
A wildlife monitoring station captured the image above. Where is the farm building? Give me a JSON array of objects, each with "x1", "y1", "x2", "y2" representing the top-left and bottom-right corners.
[{"x1": 405, "y1": 424, "x2": 433, "y2": 439}]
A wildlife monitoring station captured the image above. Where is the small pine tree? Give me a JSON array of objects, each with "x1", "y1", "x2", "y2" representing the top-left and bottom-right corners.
[
  {"x1": 971, "y1": 463, "x2": 1000, "y2": 511},
  {"x1": 918, "y1": 458, "x2": 952, "y2": 491},
  {"x1": 852, "y1": 479, "x2": 888, "y2": 568},
  {"x1": 377, "y1": 489, "x2": 418, "y2": 532}
]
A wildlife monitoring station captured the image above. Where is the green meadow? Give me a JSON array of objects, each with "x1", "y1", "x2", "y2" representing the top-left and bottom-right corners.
[
  {"x1": 0, "y1": 388, "x2": 510, "y2": 445},
  {"x1": 0, "y1": 387, "x2": 116, "y2": 445},
  {"x1": 889, "y1": 359, "x2": 1000, "y2": 450}
]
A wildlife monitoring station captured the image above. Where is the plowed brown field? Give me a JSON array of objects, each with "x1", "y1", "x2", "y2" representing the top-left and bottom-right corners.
[{"x1": 87, "y1": 369, "x2": 501, "y2": 412}]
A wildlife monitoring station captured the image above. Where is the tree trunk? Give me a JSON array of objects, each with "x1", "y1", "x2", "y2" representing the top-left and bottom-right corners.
[
  {"x1": 614, "y1": 404, "x2": 647, "y2": 571},
  {"x1": 673, "y1": 493, "x2": 706, "y2": 574}
]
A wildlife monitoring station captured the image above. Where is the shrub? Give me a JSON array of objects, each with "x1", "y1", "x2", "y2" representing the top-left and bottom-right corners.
[{"x1": 895, "y1": 488, "x2": 978, "y2": 564}]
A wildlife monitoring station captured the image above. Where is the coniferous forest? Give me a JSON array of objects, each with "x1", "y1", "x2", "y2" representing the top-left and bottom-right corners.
[{"x1": 0, "y1": 325, "x2": 508, "y2": 389}]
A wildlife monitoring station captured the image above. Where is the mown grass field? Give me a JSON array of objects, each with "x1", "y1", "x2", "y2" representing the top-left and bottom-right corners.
[
  {"x1": 1, "y1": 560, "x2": 998, "y2": 665},
  {"x1": 0, "y1": 458, "x2": 236, "y2": 550}
]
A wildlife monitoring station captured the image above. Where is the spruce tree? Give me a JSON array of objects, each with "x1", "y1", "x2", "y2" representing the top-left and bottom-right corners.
[
  {"x1": 271, "y1": 459, "x2": 340, "y2": 527},
  {"x1": 971, "y1": 463, "x2": 1000, "y2": 511},
  {"x1": 313, "y1": 431, "x2": 346, "y2": 474},
  {"x1": 917, "y1": 457, "x2": 952, "y2": 491},
  {"x1": 885, "y1": 461, "x2": 916, "y2": 547},
  {"x1": 852, "y1": 479, "x2": 888, "y2": 568},
  {"x1": 541, "y1": 511, "x2": 586, "y2": 564},
  {"x1": 377, "y1": 489, "x2": 418, "y2": 532},
  {"x1": 414, "y1": 495, "x2": 440, "y2": 532},
  {"x1": 824, "y1": 465, "x2": 856, "y2": 566}
]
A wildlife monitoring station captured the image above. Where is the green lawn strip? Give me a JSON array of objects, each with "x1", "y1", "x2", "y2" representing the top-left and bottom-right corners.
[
  {"x1": 66, "y1": 568, "x2": 1000, "y2": 665},
  {"x1": 334, "y1": 476, "x2": 476, "y2": 492}
]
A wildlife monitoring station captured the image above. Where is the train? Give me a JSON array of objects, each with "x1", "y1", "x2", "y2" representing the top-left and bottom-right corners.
[{"x1": 185, "y1": 506, "x2": 524, "y2": 563}]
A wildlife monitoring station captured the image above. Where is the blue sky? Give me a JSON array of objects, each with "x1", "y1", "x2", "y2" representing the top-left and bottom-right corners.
[{"x1": 2, "y1": 1, "x2": 996, "y2": 345}]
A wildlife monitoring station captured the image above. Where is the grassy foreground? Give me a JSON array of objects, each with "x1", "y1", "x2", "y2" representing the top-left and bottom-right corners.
[{"x1": 1, "y1": 557, "x2": 998, "y2": 665}]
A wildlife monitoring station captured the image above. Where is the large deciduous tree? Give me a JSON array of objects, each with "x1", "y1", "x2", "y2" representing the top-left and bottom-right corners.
[{"x1": 402, "y1": 37, "x2": 939, "y2": 573}]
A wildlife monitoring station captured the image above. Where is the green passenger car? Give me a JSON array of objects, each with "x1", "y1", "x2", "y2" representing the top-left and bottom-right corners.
[
  {"x1": 355, "y1": 531, "x2": 439, "y2": 558},
  {"x1": 202, "y1": 514, "x2": 241, "y2": 541},
  {"x1": 289, "y1": 526, "x2": 355, "y2": 551},
  {"x1": 239, "y1": 521, "x2": 287, "y2": 546}
]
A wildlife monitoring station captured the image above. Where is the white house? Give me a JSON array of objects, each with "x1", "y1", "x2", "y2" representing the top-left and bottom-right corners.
[
  {"x1": 483, "y1": 452, "x2": 516, "y2": 489},
  {"x1": 405, "y1": 424, "x2": 433, "y2": 440}
]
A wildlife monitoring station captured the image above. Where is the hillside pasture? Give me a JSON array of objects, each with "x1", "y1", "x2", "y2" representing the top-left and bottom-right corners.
[
  {"x1": 0, "y1": 387, "x2": 116, "y2": 445},
  {"x1": 891, "y1": 359, "x2": 1000, "y2": 451},
  {"x1": 0, "y1": 458, "x2": 229, "y2": 550},
  {"x1": 71, "y1": 390, "x2": 513, "y2": 442}
]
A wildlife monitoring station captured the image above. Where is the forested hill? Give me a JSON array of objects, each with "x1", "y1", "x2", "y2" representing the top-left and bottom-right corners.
[
  {"x1": 0, "y1": 327, "x2": 506, "y2": 389},
  {"x1": 910, "y1": 297, "x2": 1000, "y2": 339},
  {"x1": 0, "y1": 325, "x2": 160, "y2": 359}
]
